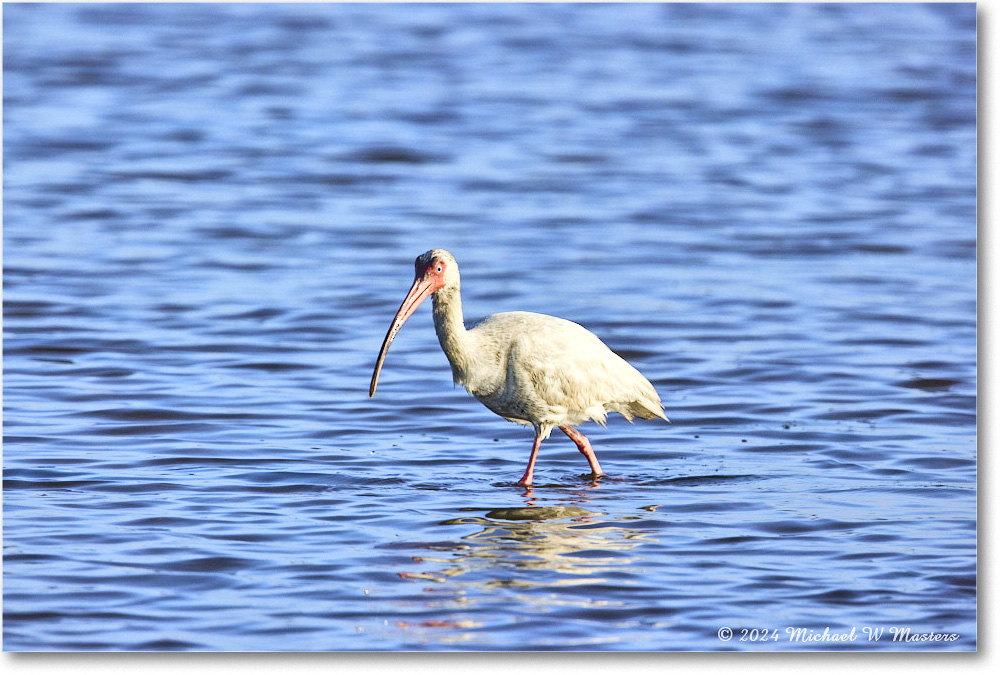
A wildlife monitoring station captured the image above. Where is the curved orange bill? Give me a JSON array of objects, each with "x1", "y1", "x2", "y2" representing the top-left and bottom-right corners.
[{"x1": 369, "y1": 275, "x2": 436, "y2": 397}]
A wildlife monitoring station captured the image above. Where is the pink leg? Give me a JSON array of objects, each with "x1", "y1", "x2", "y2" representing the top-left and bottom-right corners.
[
  {"x1": 516, "y1": 435, "x2": 543, "y2": 486},
  {"x1": 560, "y1": 426, "x2": 605, "y2": 476}
]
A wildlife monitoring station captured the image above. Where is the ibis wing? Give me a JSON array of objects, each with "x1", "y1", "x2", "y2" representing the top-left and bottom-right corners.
[{"x1": 504, "y1": 315, "x2": 667, "y2": 427}]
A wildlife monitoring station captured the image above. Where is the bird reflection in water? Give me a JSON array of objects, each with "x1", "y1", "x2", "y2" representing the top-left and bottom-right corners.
[{"x1": 393, "y1": 501, "x2": 658, "y2": 642}]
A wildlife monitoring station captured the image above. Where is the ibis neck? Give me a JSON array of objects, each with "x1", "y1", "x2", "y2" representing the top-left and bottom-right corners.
[{"x1": 431, "y1": 285, "x2": 473, "y2": 381}]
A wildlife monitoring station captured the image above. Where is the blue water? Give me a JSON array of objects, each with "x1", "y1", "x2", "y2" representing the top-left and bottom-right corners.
[{"x1": 3, "y1": 2, "x2": 976, "y2": 651}]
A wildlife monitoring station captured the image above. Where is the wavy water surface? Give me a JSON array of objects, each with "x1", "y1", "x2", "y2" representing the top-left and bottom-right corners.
[{"x1": 3, "y1": 2, "x2": 976, "y2": 651}]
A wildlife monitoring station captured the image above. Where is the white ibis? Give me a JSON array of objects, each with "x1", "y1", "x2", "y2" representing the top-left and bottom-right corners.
[{"x1": 369, "y1": 249, "x2": 669, "y2": 486}]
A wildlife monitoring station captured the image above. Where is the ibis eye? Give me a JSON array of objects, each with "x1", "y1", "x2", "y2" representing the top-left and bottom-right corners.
[{"x1": 436, "y1": 264, "x2": 443, "y2": 274}]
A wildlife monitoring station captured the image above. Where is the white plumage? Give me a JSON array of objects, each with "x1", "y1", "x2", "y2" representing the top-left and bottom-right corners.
[{"x1": 370, "y1": 249, "x2": 669, "y2": 486}]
